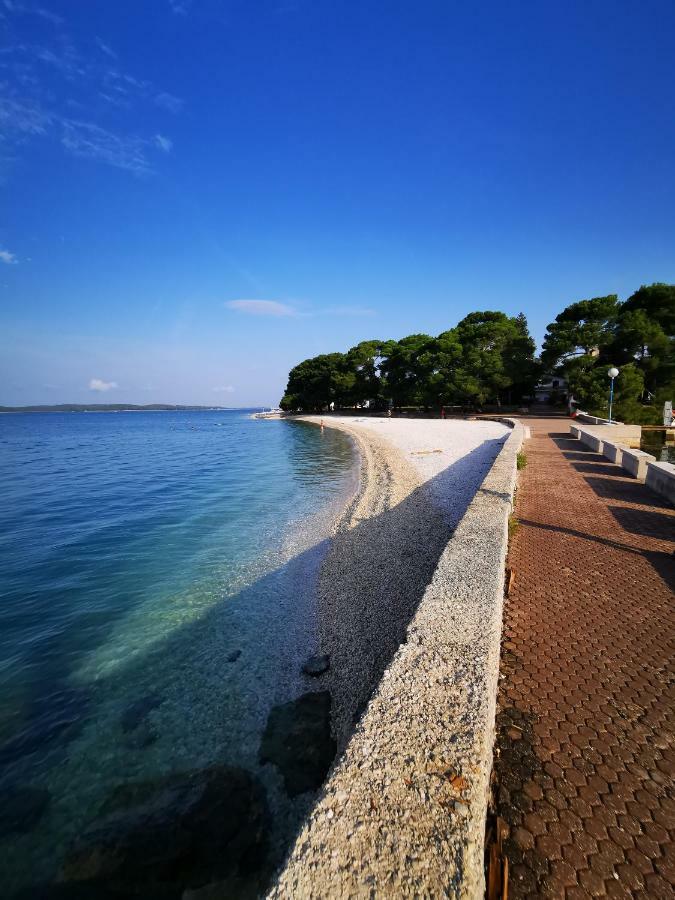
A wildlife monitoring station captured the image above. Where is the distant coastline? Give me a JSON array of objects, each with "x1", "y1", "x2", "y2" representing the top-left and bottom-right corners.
[{"x1": 0, "y1": 404, "x2": 246, "y2": 413}]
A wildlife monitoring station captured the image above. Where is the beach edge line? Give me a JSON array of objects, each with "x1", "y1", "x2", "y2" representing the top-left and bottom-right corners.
[{"x1": 270, "y1": 417, "x2": 525, "y2": 899}]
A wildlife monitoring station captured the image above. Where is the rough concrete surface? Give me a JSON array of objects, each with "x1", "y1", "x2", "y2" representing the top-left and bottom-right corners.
[
  {"x1": 269, "y1": 417, "x2": 524, "y2": 898},
  {"x1": 646, "y1": 460, "x2": 675, "y2": 506}
]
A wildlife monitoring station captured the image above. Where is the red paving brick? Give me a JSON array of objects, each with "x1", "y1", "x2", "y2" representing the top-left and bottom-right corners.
[{"x1": 495, "y1": 418, "x2": 675, "y2": 898}]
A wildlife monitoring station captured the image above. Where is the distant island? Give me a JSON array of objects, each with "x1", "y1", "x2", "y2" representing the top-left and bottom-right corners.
[{"x1": 0, "y1": 404, "x2": 237, "y2": 413}]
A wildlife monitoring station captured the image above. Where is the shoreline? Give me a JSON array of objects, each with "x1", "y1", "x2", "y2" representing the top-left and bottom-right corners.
[
  {"x1": 306, "y1": 416, "x2": 455, "y2": 749},
  {"x1": 303, "y1": 415, "x2": 514, "y2": 750},
  {"x1": 272, "y1": 415, "x2": 525, "y2": 898},
  {"x1": 0, "y1": 415, "x2": 358, "y2": 897}
]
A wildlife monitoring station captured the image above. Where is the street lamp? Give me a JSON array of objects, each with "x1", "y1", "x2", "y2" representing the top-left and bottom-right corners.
[{"x1": 608, "y1": 367, "x2": 619, "y2": 423}]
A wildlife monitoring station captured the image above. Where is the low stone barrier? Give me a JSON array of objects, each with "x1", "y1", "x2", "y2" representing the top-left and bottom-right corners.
[
  {"x1": 271, "y1": 420, "x2": 526, "y2": 898},
  {"x1": 646, "y1": 461, "x2": 675, "y2": 505},
  {"x1": 575, "y1": 411, "x2": 612, "y2": 425},
  {"x1": 570, "y1": 428, "x2": 655, "y2": 481},
  {"x1": 579, "y1": 429, "x2": 603, "y2": 454},
  {"x1": 571, "y1": 416, "x2": 641, "y2": 447},
  {"x1": 622, "y1": 449, "x2": 656, "y2": 481},
  {"x1": 603, "y1": 441, "x2": 626, "y2": 466}
]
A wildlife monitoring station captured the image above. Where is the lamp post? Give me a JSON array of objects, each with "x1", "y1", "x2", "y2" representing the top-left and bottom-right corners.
[{"x1": 608, "y1": 367, "x2": 619, "y2": 423}]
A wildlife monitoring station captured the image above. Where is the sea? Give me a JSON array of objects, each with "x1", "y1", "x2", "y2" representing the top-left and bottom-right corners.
[{"x1": 0, "y1": 409, "x2": 358, "y2": 893}]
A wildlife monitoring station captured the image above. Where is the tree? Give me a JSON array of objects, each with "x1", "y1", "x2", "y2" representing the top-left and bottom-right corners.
[
  {"x1": 454, "y1": 311, "x2": 536, "y2": 405},
  {"x1": 379, "y1": 334, "x2": 433, "y2": 408},
  {"x1": 503, "y1": 312, "x2": 539, "y2": 402},
  {"x1": 584, "y1": 363, "x2": 645, "y2": 422},
  {"x1": 415, "y1": 329, "x2": 464, "y2": 408},
  {"x1": 280, "y1": 353, "x2": 354, "y2": 411},
  {"x1": 621, "y1": 283, "x2": 675, "y2": 335},
  {"x1": 614, "y1": 284, "x2": 675, "y2": 397},
  {"x1": 345, "y1": 340, "x2": 386, "y2": 407},
  {"x1": 277, "y1": 289, "x2": 671, "y2": 419},
  {"x1": 541, "y1": 295, "x2": 620, "y2": 371}
]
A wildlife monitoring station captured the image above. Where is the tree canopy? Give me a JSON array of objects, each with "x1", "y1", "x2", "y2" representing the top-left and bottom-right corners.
[
  {"x1": 279, "y1": 284, "x2": 675, "y2": 422},
  {"x1": 280, "y1": 311, "x2": 538, "y2": 412},
  {"x1": 540, "y1": 283, "x2": 675, "y2": 422}
]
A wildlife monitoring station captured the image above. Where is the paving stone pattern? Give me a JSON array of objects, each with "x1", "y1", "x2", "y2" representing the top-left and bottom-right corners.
[{"x1": 496, "y1": 419, "x2": 675, "y2": 898}]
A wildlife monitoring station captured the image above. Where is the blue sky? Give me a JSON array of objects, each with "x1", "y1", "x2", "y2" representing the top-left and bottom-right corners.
[{"x1": 1, "y1": 0, "x2": 674, "y2": 406}]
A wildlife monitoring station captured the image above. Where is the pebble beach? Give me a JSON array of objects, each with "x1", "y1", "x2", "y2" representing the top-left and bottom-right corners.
[
  {"x1": 307, "y1": 416, "x2": 511, "y2": 748},
  {"x1": 272, "y1": 414, "x2": 523, "y2": 898}
]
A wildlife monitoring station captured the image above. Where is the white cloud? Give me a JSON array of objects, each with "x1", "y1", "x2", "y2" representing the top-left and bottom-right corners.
[
  {"x1": 225, "y1": 299, "x2": 297, "y2": 317},
  {"x1": 0, "y1": 248, "x2": 17, "y2": 264},
  {"x1": 89, "y1": 377, "x2": 118, "y2": 392},
  {"x1": 154, "y1": 133, "x2": 172, "y2": 152},
  {"x1": 62, "y1": 120, "x2": 151, "y2": 175},
  {"x1": 95, "y1": 37, "x2": 117, "y2": 60},
  {"x1": 155, "y1": 91, "x2": 183, "y2": 113},
  {"x1": 224, "y1": 298, "x2": 376, "y2": 319},
  {"x1": 0, "y1": 96, "x2": 53, "y2": 136},
  {"x1": 169, "y1": 0, "x2": 192, "y2": 14},
  {"x1": 0, "y1": 24, "x2": 184, "y2": 179},
  {"x1": 212, "y1": 385, "x2": 235, "y2": 393},
  {"x1": 2, "y1": 1, "x2": 63, "y2": 24}
]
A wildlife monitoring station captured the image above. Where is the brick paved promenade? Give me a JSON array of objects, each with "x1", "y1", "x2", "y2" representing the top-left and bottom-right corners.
[{"x1": 495, "y1": 417, "x2": 675, "y2": 898}]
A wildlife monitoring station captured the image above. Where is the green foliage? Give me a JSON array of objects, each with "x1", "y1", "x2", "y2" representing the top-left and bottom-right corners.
[
  {"x1": 621, "y1": 283, "x2": 675, "y2": 334},
  {"x1": 279, "y1": 284, "x2": 675, "y2": 419},
  {"x1": 614, "y1": 284, "x2": 675, "y2": 396},
  {"x1": 345, "y1": 340, "x2": 386, "y2": 407},
  {"x1": 279, "y1": 312, "x2": 539, "y2": 411},
  {"x1": 541, "y1": 295, "x2": 620, "y2": 371},
  {"x1": 586, "y1": 363, "x2": 644, "y2": 420},
  {"x1": 455, "y1": 311, "x2": 537, "y2": 405},
  {"x1": 280, "y1": 352, "x2": 355, "y2": 412},
  {"x1": 542, "y1": 283, "x2": 675, "y2": 423},
  {"x1": 516, "y1": 451, "x2": 527, "y2": 470},
  {"x1": 379, "y1": 333, "x2": 434, "y2": 408}
]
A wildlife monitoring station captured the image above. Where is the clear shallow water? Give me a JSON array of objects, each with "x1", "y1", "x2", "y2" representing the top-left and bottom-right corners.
[{"x1": 0, "y1": 410, "x2": 357, "y2": 891}]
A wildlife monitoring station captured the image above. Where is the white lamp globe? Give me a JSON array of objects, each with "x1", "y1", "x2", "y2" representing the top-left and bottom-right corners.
[{"x1": 608, "y1": 367, "x2": 619, "y2": 378}]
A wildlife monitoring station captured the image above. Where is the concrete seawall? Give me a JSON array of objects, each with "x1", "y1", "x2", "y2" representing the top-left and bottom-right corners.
[
  {"x1": 646, "y1": 460, "x2": 675, "y2": 505},
  {"x1": 574, "y1": 426, "x2": 656, "y2": 481},
  {"x1": 270, "y1": 419, "x2": 525, "y2": 898},
  {"x1": 573, "y1": 415, "x2": 641, "y2": 447}
]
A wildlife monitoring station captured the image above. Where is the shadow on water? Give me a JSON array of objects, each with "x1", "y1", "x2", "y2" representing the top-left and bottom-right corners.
[
  {"x1": 1, "y1": 434, "x2": 508, "y2": 897},
  {"x1": 0, "y1": 418, "x2": 352, "y2": 763}
]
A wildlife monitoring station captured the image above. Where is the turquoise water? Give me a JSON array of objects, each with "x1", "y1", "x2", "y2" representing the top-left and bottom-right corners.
[{"x1": 0, "y1": 410, "x2": 357, "y2": 891}]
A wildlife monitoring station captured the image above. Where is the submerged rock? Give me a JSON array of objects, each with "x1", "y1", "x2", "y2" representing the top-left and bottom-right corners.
[
  {"x1": 259, "y1": 691, "x2": 336, "y2": 796},
  {"x1": 226, "y1": 649, "x2": 241, "y2": 663},
  {"x1": 302, "y1": 654, "x2": 330, "y2": 676},
  {"x1": 120, "y1": 693, "x2": 162, "y2": 734},
  {"x1": 0, "y1": 785, "x2": 51, "y2": 837},
  {"x1": 122, "y1": 720, "x2": 158, "y2": 750},
  {"x1": 0, "y1": 687, "x2": 89, "y2": 768},
  {"x1": 60, "y1": 765, "x2": 268, "y2": 893}
]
